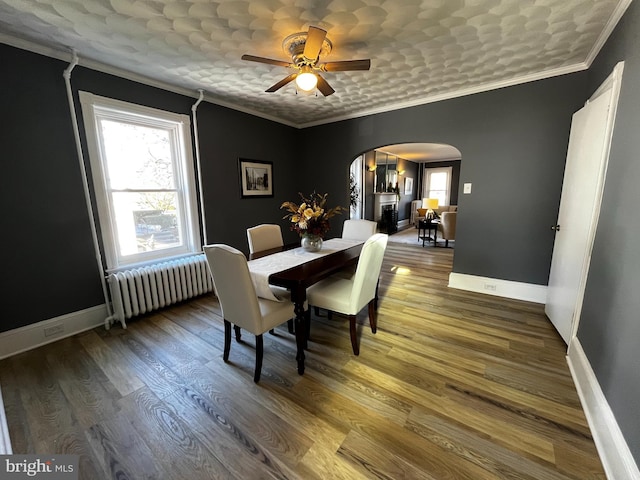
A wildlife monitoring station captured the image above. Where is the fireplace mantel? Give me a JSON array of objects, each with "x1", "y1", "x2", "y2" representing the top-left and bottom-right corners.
[{"x1": 373, "y1": 192, "x2": 398, "y2": 222}]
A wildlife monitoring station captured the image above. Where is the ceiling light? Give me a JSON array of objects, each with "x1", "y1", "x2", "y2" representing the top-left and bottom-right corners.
[{"x1": 296, "y1": 67, "x2": 317, "y2": 92}]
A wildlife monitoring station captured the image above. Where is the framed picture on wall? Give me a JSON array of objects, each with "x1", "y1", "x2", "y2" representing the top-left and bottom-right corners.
[
  {"x1": 404, "y1": 177, "x2": 413, "y2": 195},
  {"x1": 239, "y1": 159, "x2": 273, "y2": 198}
]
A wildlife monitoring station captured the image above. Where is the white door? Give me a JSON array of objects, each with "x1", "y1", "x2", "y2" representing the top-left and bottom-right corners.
[{"x1": 545, "y1": 63, "x2": 623, "y2": 344}]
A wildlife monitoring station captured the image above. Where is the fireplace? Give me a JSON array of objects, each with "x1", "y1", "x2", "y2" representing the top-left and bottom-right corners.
[
  {"x1": 373, "y1": 193, "x2": 398, "y2": 221},
  {"x1": 373, "y1": 193, "x2": 398, "y2": 234}
]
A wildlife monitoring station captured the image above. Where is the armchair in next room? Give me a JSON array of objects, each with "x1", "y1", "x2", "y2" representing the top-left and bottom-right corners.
[{"x1": 438, "y1": 211, "x2": 456, "y2": 247}]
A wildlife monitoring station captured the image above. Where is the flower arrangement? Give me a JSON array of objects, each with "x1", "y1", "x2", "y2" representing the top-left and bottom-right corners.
[{"x1": 281, "y1": 192, "x2": 345, "y2": 238}]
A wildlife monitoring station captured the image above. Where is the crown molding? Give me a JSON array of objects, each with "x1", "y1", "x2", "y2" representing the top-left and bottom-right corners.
[{"x1": 584, "y1": 0, "x2": 634, "y2": 66}]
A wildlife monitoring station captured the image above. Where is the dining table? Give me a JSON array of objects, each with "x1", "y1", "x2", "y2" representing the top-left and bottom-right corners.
[{"x1": 248, "y1": 238, "x2": 364, "y2": 375}]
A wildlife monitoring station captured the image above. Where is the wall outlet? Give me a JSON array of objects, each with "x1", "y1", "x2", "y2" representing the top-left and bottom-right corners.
[
  {"x1": 463, "y1": 183, "x2": 472, "y2": 194},
  {"x1": 484, "y1": 283, "x2": 497, "y2": 292},
  {"x1": 44, "y1": 324, "x2": 64, "y2": 337}
]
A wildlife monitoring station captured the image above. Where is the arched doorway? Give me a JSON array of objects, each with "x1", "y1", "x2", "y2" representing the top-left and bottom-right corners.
[{"x1": 349, "y1": 142, "x2": 462, "y2": 245}]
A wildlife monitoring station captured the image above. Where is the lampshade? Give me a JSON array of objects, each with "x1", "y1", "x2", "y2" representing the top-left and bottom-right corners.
[
  {"x1": 295, "y1": 67, "x2": 317, "y2": 92},
  {"x1": 422, "y1": 198, "x2": 439, "y2": 210}
]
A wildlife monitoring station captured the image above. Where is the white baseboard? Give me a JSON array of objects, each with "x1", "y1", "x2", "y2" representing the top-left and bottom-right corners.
[
  {"x1": 448, "y1": 272, "x2": 547, "y2": 304},
  {"x1": 398, "y1": 219, "x2": 410, "y2": 229},
  {"x1": 568, "y1": 338, "x2": 640, "y2": 480},
  {"x1": 0, "y1": 304, "x2": 108, "y2": 360}
]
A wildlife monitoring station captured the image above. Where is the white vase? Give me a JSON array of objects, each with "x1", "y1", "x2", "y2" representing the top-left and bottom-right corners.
[{"x1": 301, "y1": 234, "x2": 323, "y2": 252}]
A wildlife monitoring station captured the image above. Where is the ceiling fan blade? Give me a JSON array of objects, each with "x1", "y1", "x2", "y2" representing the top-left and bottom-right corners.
[
  {"x1": 266, "y1": 73, "x2": 297, "y2": 92},
  {"x1": 321, "y1": 59, "x2": 371, "y2": 72},
  {"x1": 303, "y1": 26, "x2": 327, "y2": 62},
  {"x1": 316, "y1": 74, "x2": 335, "y2": 96},
  {"x1": 241, "y1": 54, "x2": 292, "y2": 68}
]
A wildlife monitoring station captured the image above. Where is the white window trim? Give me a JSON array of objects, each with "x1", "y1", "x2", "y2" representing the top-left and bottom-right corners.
[
  {"x1": 423, "y1": 166, "x2": 453, "y2": 206},
  {"x1": 79, "y1": 92, "x2": 201, "y2": 270}
]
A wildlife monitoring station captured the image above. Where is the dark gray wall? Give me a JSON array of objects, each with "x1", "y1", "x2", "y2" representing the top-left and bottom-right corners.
[
  {"x1": 298, "y1": 75, "x2": 587, "y2": 285},
  {"x1": 578, "y1": 0, "x2": 640, "y2": 461},
  {"x1": 1, "y1": 46, "x2": 104, "y2": 332},
  {"x1": 1, "y1": 44, "x2": 299, "y2": 333}
]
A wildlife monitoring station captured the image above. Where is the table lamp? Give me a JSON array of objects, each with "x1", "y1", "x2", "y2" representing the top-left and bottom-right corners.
[{"x1": 422, "y1": 198, "x2": 439, "y2": 220}]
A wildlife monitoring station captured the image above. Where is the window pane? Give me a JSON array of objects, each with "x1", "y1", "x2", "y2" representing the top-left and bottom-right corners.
[
  {"x1": 429, "y1": 172, "x2": 448, "y2": 190},
  {"x1": 100, "y1": 120, "x2": 175, "y2": 190},
  {"x1": 429, "y1": 191, "x2": 446, "y2": 206},
  {"x1": 112, "y1": 192, "x2": 182, "y2": 256}
]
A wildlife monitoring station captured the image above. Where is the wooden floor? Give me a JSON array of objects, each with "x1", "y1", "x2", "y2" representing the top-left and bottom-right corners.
[{"x1": 0, "y1": 242, "x2": 606, "y2": 479}]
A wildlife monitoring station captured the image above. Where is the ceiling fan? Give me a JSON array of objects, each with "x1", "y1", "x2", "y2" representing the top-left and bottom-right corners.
[{"x1": 241, "y1": 26, "x2": 371, "y2": 96}]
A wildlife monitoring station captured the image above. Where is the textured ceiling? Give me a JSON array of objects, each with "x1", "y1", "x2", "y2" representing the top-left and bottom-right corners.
[{"x1": 0, "y1": 0, "x2": 629, "y2": 127}]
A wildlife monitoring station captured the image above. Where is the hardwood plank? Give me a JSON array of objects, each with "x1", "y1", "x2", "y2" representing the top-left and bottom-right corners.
[
  {"x1": 119, "y1": 386, "x2": 235, "y2": 479},
  {"x1": 8, "y1": 348, "x2": 76, "y2": 441},
  {"x1": 406, "y1": 413, "x2": 574, "y2": 480},
  {"x1": 162, "y1": 386, "x2": 297, "y2": 479},
  {"x1": 78, "y1": 330, "x2": 145, "y2": 397},
  {"x1": 287, "y1": 378, "x2": 501, "y2": 479},
  {"x1": 85, "y1": 415, "x2": 165, "y2": 479},
  {"x1": 45, "y1": 337, "x2": 122, "y2": 429},
  {"x1": 172, "y1": 360, "x2": 312, "y2": 467},
  {"x1": 338, "y1": 430, "x2": 438, "y2": 480}
]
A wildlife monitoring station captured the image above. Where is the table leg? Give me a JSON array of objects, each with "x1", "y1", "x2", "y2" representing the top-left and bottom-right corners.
[{"x1": 291, "y1": 288, "x2": 307, "y2": 375}]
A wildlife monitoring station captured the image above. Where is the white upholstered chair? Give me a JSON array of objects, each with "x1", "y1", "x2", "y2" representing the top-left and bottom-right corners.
[
  {"x1": 339, "y1": 218, "x2": 380, "y2": 309},
  {"x1": 342, "y1": 219, "x2": 377, "y2": 241},
  {"x1": 307, "y1": 233, "x2": 388, "y2": 355},
  {"x1": 246, "y1": 224, "x2": 284, "y2": 254},
  {"x1": 313, "y1": 218, "x2": 378, "y2": 320},
  {"x1": 203, "y1": 244, "x2": 294, "y2": 383}
]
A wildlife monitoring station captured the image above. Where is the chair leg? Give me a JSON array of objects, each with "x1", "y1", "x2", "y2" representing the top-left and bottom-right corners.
[
  {"x1": 445, "y1": 239, "x2": 449, "y2": 247},
  {"x1": 348, "y1": 315, "x2": 359, "y2": 356},
  {"x1": 368, "y1": 300, "x2": 377, "y2": 334},
  {"x1": 375, "y1": 278, "x2": 380, "y2": 310},
  {"x1": 314, "y1": 306, "x2": 320, "y2": 316},
  {"x1": 327, "y1": 310, "x2": 333, "y2": 320},
  {"x1": 269, "y1": 329, "x2": 275, "y2": 335},
  {"x1": 287, "y1": 319, "x2": 294, "y2": 334},
  {"x1": 223, "y1": 320, "x2": 231, "y2": 362},
  {"x1": 254, "y1": 334, "x2": 263, "y2": 383},
  {"x1": 234, "y1": 325, "x2": 242, "y2": 342}
]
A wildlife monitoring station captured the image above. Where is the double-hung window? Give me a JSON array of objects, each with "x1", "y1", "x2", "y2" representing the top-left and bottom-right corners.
[
  {"x1": 80, "y1": 92, "x2": 201, "y2": 270},
  {"x1": 423, "y1": 166, "x2": 453, "y2": 206}
]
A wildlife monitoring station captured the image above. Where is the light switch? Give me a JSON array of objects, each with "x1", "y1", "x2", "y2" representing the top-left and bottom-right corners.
[{"x1": 463, "y1": 183, "x2": 472, "y2": 194}]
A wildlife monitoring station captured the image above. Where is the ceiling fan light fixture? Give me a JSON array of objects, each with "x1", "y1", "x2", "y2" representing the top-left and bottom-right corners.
[
  {"x1": 242, "y1": 26, "x2": 369, "y2": 96},
  {"x1": 295, "y1": 68, "x2": 317, "y2": 92}
]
